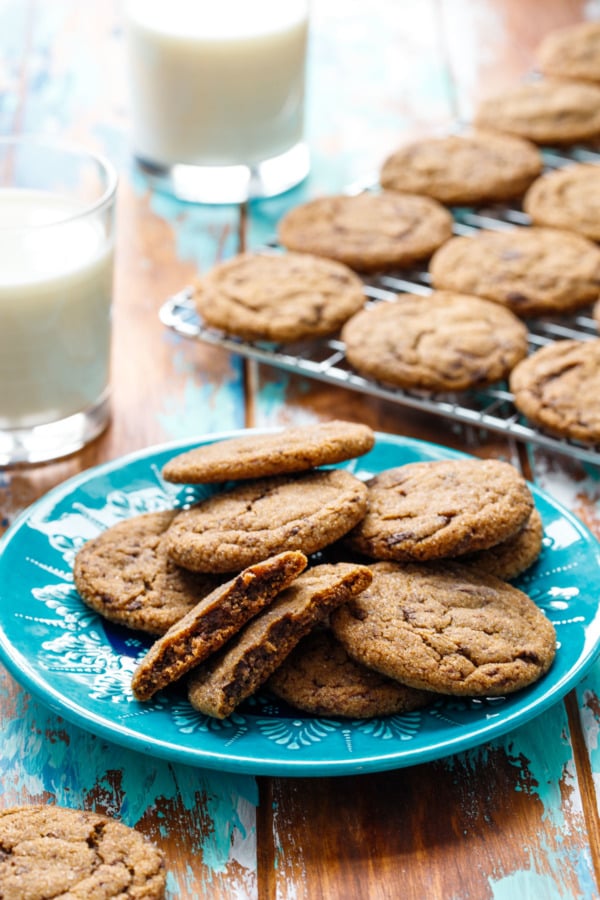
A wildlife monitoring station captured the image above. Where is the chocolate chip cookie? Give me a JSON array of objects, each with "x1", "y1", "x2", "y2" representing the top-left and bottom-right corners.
[
  {"x1": 187, "y1": 562, "x2": 372, "y2": 718},
  {"x1": 331, "y1": 561, "x2": 557, "y2": 696},
  {"x1": 131, "y1": 550, "x2": 307, "y2": 701},
  {"x1": 345, "y1": 459, "x2": 534, "y2": 561},
  {"x1": 73, "y1": 511, "x2": 224, "y2": 635},
  {"x1": 537, "y1": 21, "x2": 600, "y2": 84},
  {"x1": 474, "y1": 78, "x2": 600, "y2": 144},
  {"x1": 277, "y1": 191, "x2": 454, "y2": 272},
  {"x1": 0, "y1": 805, "x2": 166, "y2": 899},
  {"x1": 380, "y1": 130, "x2": 542, "y2": 205},
  {"x1": 429, "y1": 226, "x2": 600, "y2": 317},
  {"x1": 461, "y1": 507, "x2": 544, "y2": 580},
  {"x1": 509, "y1": 339, "x2": 600, "y2": 443},
  {"x1": 194, "y1": 251, "x2": 366, "y2": 343},
  {"x1": 166, "y1": 469, "x2": 368, "y2": 573},
  {"x1": 268, "y1": 627, "x2": 434, "y2": 718},
  {"x1": 162, "y1": 420, "x2": 375, "y2": 484},
  {"x1": 341, "y1": 291, "x2": 528, "y2": 392},
  {"x1": 524, "y1": 163, "x2": 600, "y2": 241}
]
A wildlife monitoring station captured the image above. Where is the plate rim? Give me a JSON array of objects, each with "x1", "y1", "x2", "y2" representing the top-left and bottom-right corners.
[{"x1": 1, "y1": 429, "x2": 600, "y2": 777}]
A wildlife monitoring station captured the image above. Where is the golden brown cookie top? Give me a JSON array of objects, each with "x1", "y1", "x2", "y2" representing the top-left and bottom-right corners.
[
  {"x1": 277, "y1": 191, "x2": 453, "y2": 271},
  {"x1": 194, "y1": 251, "x2": 366, "y2": 343},
  {"x1": 429, "y1": 226, "x2": 600, "y2": 317},
  {"x1": 461, "y1": 508, "x2": 544, "y2": 581},
  {"x1": 345, "y1": 459, "x2": 534, "y2": 562},
  {"x1": 0, "y1": 805, "x2": 166, "y2": 899},
  {"x1": 341, "y1": 291, "x2": 528, "y2": 392},
  {"x1": 331, "y1": 560, "x2": 557, "y2": 696},
  {"x1": 162, "y1": 420, "x2": 375, "y2": 484},
  {"x1": 537, "y1": 21, "x2": 600, "y2": 83},
  {"x1": 509, "y1": 339, "x2": 600, "y2": 444},
  {"x1": 524, "y1": 163, "x2": 600, "y2": 241},
  {"x1": 474, "y1": 78, "x2": 600, "y2": 144},
  {"x1": 380, "y1": 130, "x2": 542, "y2": 205}
]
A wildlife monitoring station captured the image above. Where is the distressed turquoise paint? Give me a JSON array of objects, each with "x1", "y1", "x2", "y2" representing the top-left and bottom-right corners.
[
  {"x1": 157, "y1": 360, "x2": 245, "y2": 440},
  {"x1": 489, "y1": 861, "x2": 569, "y2": 900}
]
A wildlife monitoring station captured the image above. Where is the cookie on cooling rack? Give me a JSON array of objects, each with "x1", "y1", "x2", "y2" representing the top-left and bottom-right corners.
[
  {"x1": 429, "y1": 226, "x2": 600, "y2": 317},
  {"x1": 340, "y1": 291, "x2": 528, "y2": 392},
  {"x1": 277, "y1": 191, "x2": 454, "y2": 272},
  {"x1": 380, "y1": 130, "x2": 542, "y2": 206},
  {"x1": 331, "y1": 560, "x2": 557, "y2": 697},
  {"x1": 537, "y1": 21, "x2": 600, "y2": 84},
  {"x1": 524, "y1": 163, "x2": 600, "y2": 242},
  {"x1": 131, "y1": 550, "x2": 308, "y2": 701},
  {"x1": 345, "y1": 458, "x2": 534, "y2": 562},
  {"x1": 474, "y1": 78, "x2": 600, "y2": 145},
  {"x1": 162, "y1": 419, "x2": 375, "y2": 484},
  {"x1": 509, "y1": 338, "x2": 600, "y2": 444},
  {"x1": 0, "y1": 805, "x2": 166, "y2": 899},
  {"x1": 187, "y1": 562, "x2": 372, "y2": 718},
  {"x1": 268, "y1": 627, "x2": 434, "y2": 718},
  {"x1": 194, "y1": 251, "x2": 366, "y2": 343}
]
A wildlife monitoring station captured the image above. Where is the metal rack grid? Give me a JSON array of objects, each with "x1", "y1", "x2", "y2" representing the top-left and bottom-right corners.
[{"x1": 159, "y1": 144, "x2": 600, "y2": 467}]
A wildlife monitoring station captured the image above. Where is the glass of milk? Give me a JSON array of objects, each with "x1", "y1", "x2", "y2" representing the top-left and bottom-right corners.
[
  {"x1": 0, "y1": 136, "x2": 117, "y2": 466},
  {"x1": 124, "y1": 0, "x2": 310, "y2": 203}
]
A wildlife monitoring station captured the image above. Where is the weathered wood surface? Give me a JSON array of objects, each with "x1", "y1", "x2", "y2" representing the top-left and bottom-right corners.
[{"x1": 1, "y1": 1, "x2": 600, "y2": 897}]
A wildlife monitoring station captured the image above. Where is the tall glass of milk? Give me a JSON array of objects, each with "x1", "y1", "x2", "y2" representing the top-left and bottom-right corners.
[
  {"x1": 0, "y1": 136, "x2": 117, "y2": 466},
  {"x1": 124, "y1": 0, "x2": 310, "y2": 203}
]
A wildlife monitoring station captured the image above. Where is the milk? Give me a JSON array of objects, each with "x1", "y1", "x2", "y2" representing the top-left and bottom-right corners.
[
  {"x1": 125, "y1": 0, "x2": 309, "y2": 167},
  {"x1": 0, "y1": 190, "x2": 114, "y2": 429}
]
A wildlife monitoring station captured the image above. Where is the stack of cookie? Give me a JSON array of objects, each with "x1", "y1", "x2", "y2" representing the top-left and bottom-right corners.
[{"x1": 73, "y1": 421, "x2": 556, "y2": 721}]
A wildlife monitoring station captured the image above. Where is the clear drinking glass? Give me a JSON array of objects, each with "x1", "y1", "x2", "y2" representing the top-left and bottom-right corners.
[
  {"x1": 124, "y1": 0, "x2": 310, "y2": 203},
  {"x1": 0, "y1": 136, "x2": 118, "y2": 466}
]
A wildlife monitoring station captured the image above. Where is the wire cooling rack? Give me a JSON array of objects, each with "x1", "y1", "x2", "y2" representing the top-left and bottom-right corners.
[{"x1": 159, "y1": 144, "x2": 600, "y2": 467}]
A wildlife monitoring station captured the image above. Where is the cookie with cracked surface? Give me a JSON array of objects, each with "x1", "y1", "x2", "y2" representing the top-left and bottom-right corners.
[
  {"x1": 345, "y1": 459, "x2": 534, "y2": 562},
  {"x1": 193, "y1": 251, "x2": 366, "y2": 343},
  {"x1": 277, "y1": 191, "x2": 453, "y2": 272},
  {"x1": 537, "y1": 21, "x2": 600, "y2": 84},
  {"x1": 523, "y1": 163, "x2": 600, "y2": 241},
  {"x1": 331, "y1": 560, "x2": 556, "y2": 696},
  {"x1": 131, "y1": 550, "x2": 307, "y2": 701},
  {"x1": 380, "y1": 130, "x2": 542, "y2": 205},
  {"x1": 73, "y1": 511, "x2": 224, "y2": 635},
  {"x1": 187, "y1": 562, "x2": 373, "y2": 719},
  {"x1": 268, "y1": 627, "x2": 434, "y2": 718},
  {"x1": 429, "y1": 226, "x2": 600, "y2": 317},
  {"x1": 0, "y1": 804, "x2": 166, "y2": 899},
  {"x1": 474, "y1": 78, "x2": 600, "y2": 144},
  {"x1": 461, "y1": 507, "x2": 544, "y2": 581},
  {"x1": 509, "y1": 339, "x2": 600, "y2": 443},
  {"x1": 341, "y1": 291, "x2": 528, "y2": 392},
  {"x1": 162, "y1": 420, "x2": 375, "y2": 484},
  {"x1": 165, "y1": 469, "x2": 368, "y2": 574}
]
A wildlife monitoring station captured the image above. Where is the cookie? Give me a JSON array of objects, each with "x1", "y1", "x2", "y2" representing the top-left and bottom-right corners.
[
  {"x1": 461, "y1": 507, "x2": 544, "y2": 580},
  {"x1": 429, "y1": 226, "x2": 600, "y2": 317},
  {"x1": 165, "y1": 469, "x2": 368, "y2": 573},
  {"x1": 345, "y1": 459, "x2": 534, "y2": 562},
  {"x1": 509, "y1": 339, "x2": 600, "y2": 443},
  {"x1": 131, "y1": 550, "x2": 307, "y2": 701},
  {"x1": 474, "y1": 78, "x2": 600, "y2": 145},
  {"x1": 380, "y1": 130, "x2": 542, "y2": 205},
  {"x1": 72, "y1": 511, "x2": 225, "y2": 636},
  {"x1": 193, "y1": 251, "x2": 366, "y2": 343},
  {"x1": 162, "y1": 420, "x2": 375, "y2": 484},
  {"x1": 341, "y1": 291, "x2": 528, "y2": 392},
  {"x1": 331, "y1": 560, "x2": 557, "y2": 696},
  {"x1": 537, "y1": 21, "x2": 600, "y2": 84},
  {"x1": 0, "y1": 805, "x2": 166, "y2": 899},
  {"x1": 523, "y1": 163, "x2": 600, "y2": 241},
  {"x1": 187, "y1": 562, "x2": 373, "y2": 718},
  {"x1": 268, "y1": 627, "x2": 434, "y2": 718},
  {"x1": 277, "y1": 191, "x2": 454, "y2": 272}
]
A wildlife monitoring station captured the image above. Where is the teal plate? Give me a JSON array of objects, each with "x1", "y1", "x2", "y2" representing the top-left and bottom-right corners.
[{"x1": 1, "y1": 432, "x2": 600, "y2": 777}]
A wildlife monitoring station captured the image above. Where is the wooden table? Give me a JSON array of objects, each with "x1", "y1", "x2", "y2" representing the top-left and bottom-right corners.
[{"x1": 2, "y1": 2, "x2": 600, "y2": 896}]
